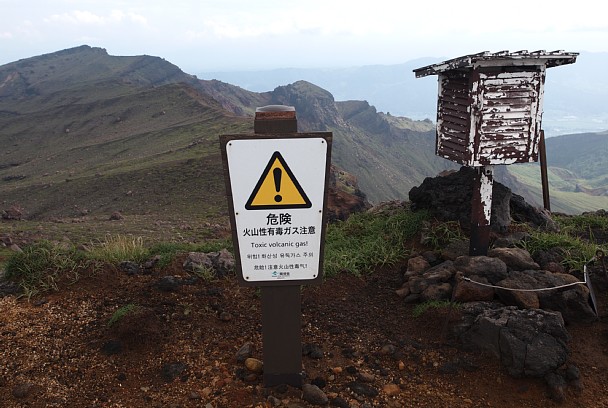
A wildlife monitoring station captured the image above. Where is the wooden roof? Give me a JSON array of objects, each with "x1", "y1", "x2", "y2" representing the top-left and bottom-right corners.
[{"x1": 414, "y1": 50, "x2": 578, "y2": 78}]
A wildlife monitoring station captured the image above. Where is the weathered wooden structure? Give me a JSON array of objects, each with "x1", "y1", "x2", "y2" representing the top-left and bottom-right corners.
[
  {"x1": 414, "y1": 50, "x2": 578, "y2": 166},
  {"x1": 414, "y1": 50, "x2": 577, "y2": 255}
]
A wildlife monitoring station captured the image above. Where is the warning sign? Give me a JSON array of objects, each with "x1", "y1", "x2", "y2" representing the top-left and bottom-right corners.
[
  {"x1": 246, "y1": 151, "x2": 311, "y2": 210},
  {"x1": 220, "y1": 133, "x2": 332, "y2": 286}
]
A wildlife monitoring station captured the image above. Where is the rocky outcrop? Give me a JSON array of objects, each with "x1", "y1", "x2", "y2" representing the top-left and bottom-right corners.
[
  {"x1": 398, "y1": 227, "x2": 598, "y2": 393},
  {"x1": 183, "y1": 249, "x2": 235, "y2": 279},
  {"x1": 270, "y1": 81, "x2": 342, "y2": 131},
  {"x1": 409, "y1": 167, "x2": 560, "y2": 231},
  {"x1": 326, "y1": 165, "x2": 371, "y2": 222},
  {"x1": 400, "y1": 245, "x2": 596, "y2": 323},
  {"x1": 2, "y1": 205, "x2": 24, "y2": 220},
  {"x1": 457, "y1": 305, "x2": 570, "y2": 378}
]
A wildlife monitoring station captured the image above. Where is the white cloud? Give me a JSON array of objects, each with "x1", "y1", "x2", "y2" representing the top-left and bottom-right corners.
[
  {"x1": 0, "y1": 32, "x2": 13, "y2": 39},
  {"x1": 44, "y1": 9, "x2": 147, "y2": 26}
]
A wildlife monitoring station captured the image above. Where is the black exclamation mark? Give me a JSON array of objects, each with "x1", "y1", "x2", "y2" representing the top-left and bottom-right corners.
[{"x1": 273, "y1": 167, "x2": 282, "y2": 202}]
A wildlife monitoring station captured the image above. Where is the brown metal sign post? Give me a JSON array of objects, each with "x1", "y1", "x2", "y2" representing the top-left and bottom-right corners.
[
  {"x1": 538, "y1": 130, "x2": 551, "y2": 211},
  {"x1": 220, "y1": 105, "x2": 332, "y2": 388}
]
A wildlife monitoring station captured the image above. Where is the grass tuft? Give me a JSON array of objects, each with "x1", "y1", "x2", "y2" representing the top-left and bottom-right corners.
[
  {"x1": 521, "y1": 213, "x2": 607, "y2": 273},
  {"x1": 108, "y1": 303, "x2": 139, "y2": 327},
  {"x1": 323, "y1": 208, "x2": 428, "y2": 277},
  {"x1": 5, "y1": 241, "x2": 89, "y2": 299},
  {"x1": 412, "y1": 300, "x2": 459, "y2": 318},
  {"x1": 148, "y1": 238, "x2": 232, "y2": 268},
  {"x1": 88, "y1": 234, "x2": 148, "y2": 264}
]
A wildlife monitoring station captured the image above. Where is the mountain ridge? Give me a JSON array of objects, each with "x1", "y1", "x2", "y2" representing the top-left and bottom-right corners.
[{"x1": 1, "y1": 46, "x2": 606, "y2": 219}]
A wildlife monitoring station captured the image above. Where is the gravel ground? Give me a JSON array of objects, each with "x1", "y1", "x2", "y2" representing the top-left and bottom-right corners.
[{"x1": 1, "y1": 257, "x2": 607, "y2": 408}]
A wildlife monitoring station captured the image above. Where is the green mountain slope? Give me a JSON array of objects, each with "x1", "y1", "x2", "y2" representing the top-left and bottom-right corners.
[
  {"x1": 1, "y1": 46, "x2": 454, "y2": 221},
  {"x1": 4, "y1": 45, "x2": 603, "y2": 221},
  {"x1": 0, "y1": 47, "x2": 251, "y2": 219},
  {"x1": 503, "y1": 131, "x2": 608, "y2": 214}
]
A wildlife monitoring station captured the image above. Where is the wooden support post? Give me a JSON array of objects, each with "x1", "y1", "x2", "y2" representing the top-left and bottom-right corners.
[
  {"x1": 539, "y1": 130, "x2": 551, "y2": 211},
  {"x1": 469, "y1": 166, "x2": 493, "y2": 256},
  {"x1": 254, "y1": 105, "x2": 302, "y2": 388}
]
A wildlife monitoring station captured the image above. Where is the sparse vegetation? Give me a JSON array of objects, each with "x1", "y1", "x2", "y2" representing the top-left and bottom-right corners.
[
  {"x1": 421, "y1": 220, "x2": 464, "y2": 250},
  {"x1": 3, "y1": 234, "x2": 234, "y2": 298},
  {"x1": 148, "y1": 239, "x2": 232, "y2": 268},
  {"x1": 412, "y1": 299, "x2": 460, "y2": 318},
  {"x1": 88, "y1": 234, "x2": 148, "y2": 264},
  {"x1": 521, "y1": 223, "x2": 606, "y2": 273},
  {"x1": 323, "y1": 206, "x2": 428, "y2": 277},
  {"x1": 5, "y1": 241, "x2": 90, "y2": 299},
  {"x1": 555, "y1": 212, "x2": 608, "y2": 233},
  {"x1": 108, "y1": 303, "x2": 139, "y2": 327},
  {"x1": 190, "y1": 264, "x2": 217, "y2": 281}
]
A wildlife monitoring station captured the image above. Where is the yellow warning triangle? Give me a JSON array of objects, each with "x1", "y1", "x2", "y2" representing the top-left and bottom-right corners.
[{"x1": 246, "y1": 151, "x2": 312, "y2": 210}]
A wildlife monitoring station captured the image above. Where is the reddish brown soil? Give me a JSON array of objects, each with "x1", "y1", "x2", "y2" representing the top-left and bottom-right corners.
[{"x1": 1, "y1": 257, "x2": 608, "y2": 408}]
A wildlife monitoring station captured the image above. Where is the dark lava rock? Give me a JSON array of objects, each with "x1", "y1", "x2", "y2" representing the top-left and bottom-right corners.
[
  {"x1": 348, "y1": 381, "x2": 379, "y2": 397},
  {"x1": 302, "y1": 343, "x2": 324, "y2": 359},
  {"x1": 156, "y1": 276, "x2": 181, "y2": 292},
  {"x1": 302, "y1": 384, "x2": 328, "y2": 405}
]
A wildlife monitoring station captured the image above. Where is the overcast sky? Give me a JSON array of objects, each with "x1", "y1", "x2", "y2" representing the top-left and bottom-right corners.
[{"x1": 1, "y1": 1, "x2": 607, "y2": 73}]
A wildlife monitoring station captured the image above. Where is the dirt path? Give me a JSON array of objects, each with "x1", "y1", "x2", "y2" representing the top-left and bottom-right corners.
[{"x1": 1, "y1": 258, "x2": 607, "y2": 407}]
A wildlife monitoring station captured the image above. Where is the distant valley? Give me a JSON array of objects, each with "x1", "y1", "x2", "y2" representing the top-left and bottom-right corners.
[{"x1": 1, "y1": 45, "x2": 606, "y2": 220}]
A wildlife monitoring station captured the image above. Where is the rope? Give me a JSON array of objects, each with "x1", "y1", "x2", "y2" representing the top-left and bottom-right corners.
[
  {"x1": 459, "y1": 251, "x2": 608, "y2": 293},
  {"x1": 461, "y1": 270, "x2": 588, "y2": 292}
]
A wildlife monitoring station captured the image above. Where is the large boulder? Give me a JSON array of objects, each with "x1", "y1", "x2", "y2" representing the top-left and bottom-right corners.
[
  {"x1": 454, "y1": 255, "x2": 508, "y2": 284},
  {"x1": 409, "y1": 167, "x2": 511, "y2": 231},
  {"x1": 409, "y1": 166, "x2": 559, "y2": 231},
  {"x1": 488, "y1": 247, "x2": 540, "y2": 271},
  {"x1": 495, "y1": 270, "x2": 596, "y2": 323},
  {"x1": 453, "y1": 276, "x2": 495, "y2": 302},
  {"x1": 459, "y1": 305, "x2": 570, "y2": 378}
]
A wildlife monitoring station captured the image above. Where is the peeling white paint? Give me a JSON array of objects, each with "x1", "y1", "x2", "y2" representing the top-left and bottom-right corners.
[
  {"x1": 418, "y1": 51, "x2": 576, "y2": 167},
  {"x1": 479, "y1": 166, "x2": 493, "y2": 224}
]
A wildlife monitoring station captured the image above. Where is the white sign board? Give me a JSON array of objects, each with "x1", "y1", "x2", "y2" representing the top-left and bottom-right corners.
[{"x1": 222, "y1": 135, "x2": 330, "y2": 284}]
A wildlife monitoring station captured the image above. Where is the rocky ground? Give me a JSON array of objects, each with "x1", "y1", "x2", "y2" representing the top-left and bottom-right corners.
[{"x1": 1, "y1": 247, "x2": 608, "y2": 408}]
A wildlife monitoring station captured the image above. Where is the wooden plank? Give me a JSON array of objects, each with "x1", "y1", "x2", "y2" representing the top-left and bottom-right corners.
[
  {"x1": 481, "y1": 143, "x2": 527, "y2": 153},
  {"x1": 441, "y1": 77, "x2": 469, "y2": 90},
  {"x1": 439, "y1": 139, "x2": 468, "y2": 154},
  {"x1": 442, "y1": 81, "x2": 469, "y2": 93},
  {"x1": 483, "y1": 98, "x2": 532, "y2": 107},
  {"x1": 443, "y1": 87, "x2": 469, "y2": 99},
  {"x1": 440, "y1": 112, "x2": 469, "y2": 127},
  {"x1": 441, "y1": 127, "x2": 468, "y2": 141},
  {"x1": 484, "y1": 85, "x2": 534, "y2": 93},
  {"x1": 482, "y1": 114, "x2": 532, "y2": 123},
  {"x1": 481, "y1": 105, "x2": 532, "y2": 117},
  {"x1": 480, "y1": 138, "x2": 528, "y2": 148},
  {"x1": 483, "y1": 91, "x2": 533, "y2": 100},
  {"x1": 482, "y1": 117, "x2": 531, "y2": 127},
  {"x1": 482, "y1": 78, "x2": 534, "y2": 87},
  {"x1": 440, "y1": 134, "x2": 469, "y2": 148},
  {"x1": 441, "y1": 101, "x2": 469, "y2": 114},
  {"x1": 443, "y1": 94, "x2": 470, "y2": 105},
  {"x1": 481, "y1": 119, "x2": 530, "y2": 129},
  {"x1": 479, "y1": 149, "x2": 527, "y2": 161},
  {"x1": 480, "y1": 72, "x2": 539, "y2": 80},
  {"x1": 481, "y1": 127, "x2": 529, "y2": 135}
]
